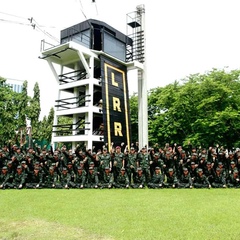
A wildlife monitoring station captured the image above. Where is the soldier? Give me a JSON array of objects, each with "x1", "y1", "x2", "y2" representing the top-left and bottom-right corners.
[
  {"x1": 57, "y1": 167, "x2": 71, "y2": 189},
  {"x1": 189, "y1": 162, "x2": 198, "y2": 182},
  {"x1": 98, "y1": 148, "x2": 112, "y2": 180},
  {"x1": 113, "y1": 167, "x2": 129, "y2": 189},
  {"x1": 100, "y1": 166, "x2": 114, "y2": 189},
  {"x1": 149, "y1": 153, "x2": 164, "y2": 179},
  {"x1": 126, "y1": 147, "x2": 138, "y2": 183},
  {"x1": 211, "y1": 167, "x2": 226, "y2": 188},
  {"x1": 163, "y1": 168, "x2": 179, "y2": 188},
  {"x1": 44, "y1": 166, "x2": 59, "y2": 188},
  {"x1": 13, "y1": 165, "x2": 26, "y2": 189},
  {"x1": 75, "y1": 166, "x2": 87, "y2": 189},
  {"x1": 0, "y1": 166, "x2": 12, "y2": 189},
  {"x1": 86, "y1": 166, "x2": 99, "y2": 188},
  {"x1": 137, "y1": 147, "x2": 151, "y2": 183},
  {"x1": 227, "y1": 169, "x2": 240, "y2": 188},
  {"x1": 66, "y1": 162, "x2": 76, "y2": 182},
  {"x1": 131, "y1": 167, "x2": 146, "y2": 189},
  {"x1": 193, "y1": 168, "x2": 211, "y2": 189},
  {"x1": 178, "y1": 167, "x2": 193, "y2": 188},
  {"x1": 204, "y1": 161, "x2": 215, "y2": 185},
  {"x1": 26, "y1": 167, "x2": 43, "y2": 189},
  {"x1": 112, "y1": 146, "x2": 125, "y2": 180},
  {"x1": 148, "y1": 167, "x2": 164, "y2": 189}
]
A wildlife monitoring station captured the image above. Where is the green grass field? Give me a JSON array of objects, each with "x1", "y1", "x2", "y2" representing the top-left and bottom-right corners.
[{"x1": 1, "y1": 188, "x2": 240, "y2": 240}]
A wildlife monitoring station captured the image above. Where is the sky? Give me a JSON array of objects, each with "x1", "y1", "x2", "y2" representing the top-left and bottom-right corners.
[{"x1": 1, "y1": 0, "x2": 240, "y2": 119}]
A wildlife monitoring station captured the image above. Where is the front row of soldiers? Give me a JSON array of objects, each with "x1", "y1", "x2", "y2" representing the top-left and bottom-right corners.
[{"x1": 1, "y1": 160, "x2": 240, "y2": 190}]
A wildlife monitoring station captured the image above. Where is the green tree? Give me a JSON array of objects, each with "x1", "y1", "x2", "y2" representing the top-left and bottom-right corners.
[
  {"x1": 130, "y1": 68, "x2": 240, "y2": 148},
  {"x1": 28, "y1": 82, "x2": 41, "y2": 139},
  {"x1": 0, "y1": 77, "x2": 19, "y2": 145}
]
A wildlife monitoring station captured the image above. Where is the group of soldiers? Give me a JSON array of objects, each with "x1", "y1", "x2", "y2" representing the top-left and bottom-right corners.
[{"x1": 1, "y1": 142, "x2": 240, "y2": 189}]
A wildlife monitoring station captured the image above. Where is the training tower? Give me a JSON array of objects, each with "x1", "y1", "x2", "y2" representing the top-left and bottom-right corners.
[{"x1": 40, "y1": 5, "x2": 146, "y2": 150}]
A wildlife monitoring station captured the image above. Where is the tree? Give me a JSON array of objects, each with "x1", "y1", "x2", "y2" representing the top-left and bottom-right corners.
[
  {"x1": 28, "y1": 82, "x2": 41, "y2": 139},
  {"x1": 0, "y1": 77, "x2": 19, "y2": 145},
  {"x1": 130, "y1": 68, "x2": 240, "y2": 148}
]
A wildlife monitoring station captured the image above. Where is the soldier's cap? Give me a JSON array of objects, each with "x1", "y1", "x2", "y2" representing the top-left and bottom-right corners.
[
  {"x1": 130, "y1": 147, "x2": 135, "y2": 150},
  {"x1": 137, "y1": 167, "x2": 142, "y2": 171},
  {"x1": 7, "y1": 161, "x2": 12, "y2": 165},
  {"x1": 218, "y1": 162, "x2": 223, "y2": 165},
  {"x1": 154, "y1": 153, "x2": 159, "y2": 156},
  {"x1": 216, "y1": 167, "x2": 221, "y2": 171},
  {"x1": 77, "y1": 166, "x2": 83, "y2": 170},
  {"x1": 17, "y1": 165, "x2": 22, "y2": 169},
  {"x1": 35, "y1": 161, "x2": 40, "y2": 165},
  {"x1": 233, "y1": 169, "x2": 239, "y2": 173},
  {"x1": 89, "y1": 162, "x2": 94, "y2": 165},
  {"x1": 2, "y1": 166, "x2": 8, "y2": 170},
  {"x1": 103, "y1": 148, "x2": 107, "y2": 151},
  {"x1": 183, "y1": 167, "x2": 188, "y2": 171},
  {"x1": 121, "y1": 167, "x2": 125, "y2": 171},
  {"x1": 34, "y1": 167, "x2": 40, "y2": 170},
  {"x1": 201, "y1": 155, "x2": 206, "y2": 158},
  {"x1": 193, "y1": 153, "x2": 198, "y2": 156},
  {"x1": 67, "y1": 162, "x2": 72, "y2": 165},
  {"x1": 80, "y1": 161, "x2": 84, "y2": 164},
  {"x1": 181, "y1": 150, "x2": 185, "y2": 153},
  {"x1": 191, "y1": 162, "x2": 195, "y2": 165},
  {"x1": 155, "y1": 167, "x2": 160, "y2": 170},
  {"x1": 89, "y1": 167, "x2": 93, "y2": 170},
  {"x1": 231, "y1": 161, "x2": 235, "y2": 165},
  {"x1": 206, "y1": 161, "x2": 211, "y2": 165},
  {"x1": 21, "y1": 161, "x2": 26, "y2": 164},
  {"x1": 49, "y1": 167, "x2": 54, "y2": 170},
  {"x1": 62, "y1": 167, "x2": 67, "y2": 171},
  {"x1": 168, "y1": 168, "x2": 173, "y2": 172},
  {"x1": 40, "y1": 153, "x2": 43, "y2": 156},
  {"x1": 197, "y1": 168, "x2": 203, "y2": 172},
  {"x1": 92, "y1": 152, "x2": 96, "y2": 155},
  {"x1": 105, "y1": 166, "x2": 110, "y2": 170},
  {"x1": 51, "y1": 163, "x2": 56, "y2": 166}
]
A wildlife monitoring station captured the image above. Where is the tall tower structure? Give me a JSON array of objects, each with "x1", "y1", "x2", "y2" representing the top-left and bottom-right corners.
[
  {"x1": 126, "y1": 4, "x2": 148, "y2": 149},
  {"x1": 40, "y1": 19, "x2": 135, "y2": 151}
]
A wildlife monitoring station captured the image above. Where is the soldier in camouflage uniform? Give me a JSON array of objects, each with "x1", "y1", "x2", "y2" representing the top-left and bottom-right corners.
[
  {"x1": 148, "y1": 167, "x2": 164, "y2": 189},
  {"x1": 211, "y1": 167, "x2": 226, "y2": 188},
  {"x1": 137, "y1": 147, "x2": 151, "y2": 184},
  {"x1": 178, "y1": 167, "x2": 193, "y2": 188},
  {"x1": 56, "y1": 167, "x2": 71, "y2": 189},
  {"x1": 227, "y1": 169, "x2": 240, "y2": 188},
  {"x1": 26, "y1": 167, "x2": 44, "y2": 189},
  {"x1": 0, "y1": 166, "x2": 12, "y2": 189},
  {"x1": 113, "y1": 168, "x2": 129, "y2": 188},
  {"x1": 75, "y1": 166, "x2": 87, "y2": 189},
  {"x1": 112, "y1": 146, "x2": 125, "y2": 180},
  {"x1": 126, "y1": 147, "x2": 138, "y2": 183},
  {"x1": 98, "y1": 148, "x2": 112, "y2": 180},
  {"x1": 131, "y1": 167, "x2": 146, "y2": 189},
  {"x1": 100, "y1": 166, "x2": 114, "y2": 189},
  {"x1": 163, "y1": 168, "x2": 179, "y2": 188},
  {"x1": 86, "y1": 167, "x2": 99, "y2": 188},
  {"x1": 193, "y1": 168, "x2": 211, "y2": 189},
  {"x1": 12, "y1": 165, "x2": 26, "y2": 189},
  {"x1": 44, "y1": 166, "x2": 59, "y2": 188}
]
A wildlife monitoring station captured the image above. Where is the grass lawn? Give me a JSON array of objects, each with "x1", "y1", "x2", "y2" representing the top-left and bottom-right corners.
[{"x1": 1, "y1": 188, "x2": 240, "y2": 240}]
